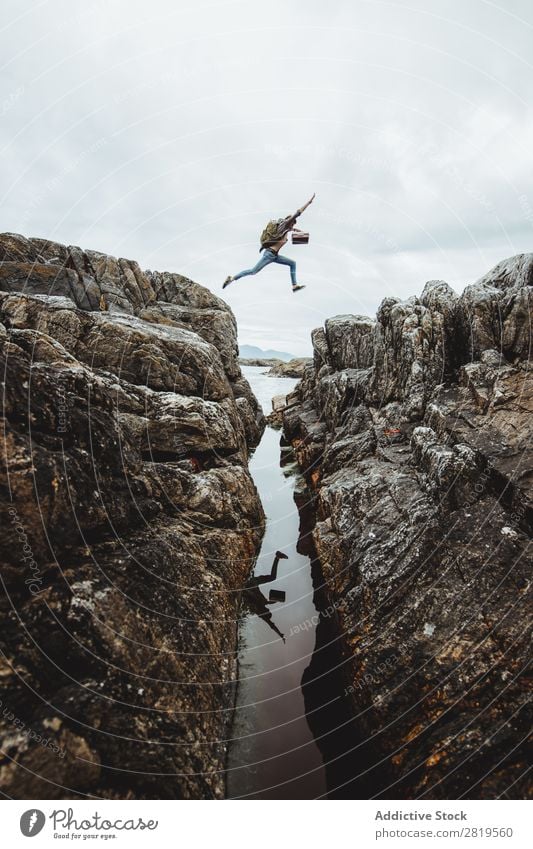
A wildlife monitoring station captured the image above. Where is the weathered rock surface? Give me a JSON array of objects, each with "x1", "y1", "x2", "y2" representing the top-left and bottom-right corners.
[
  {"x1": 0, "y1": 232, "x2": 265, "y2": 799},
  {"x1": 282, "y1": 254, "x2": 532, "y2": 799}
]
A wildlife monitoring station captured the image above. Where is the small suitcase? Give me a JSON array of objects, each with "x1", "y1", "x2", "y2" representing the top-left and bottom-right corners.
[
  {"x1": 292, "y1": 231, "x2": 309, "y2": 245},
  {"x1": 269, "y1": 589, "x2": 286, "y2": 603}
]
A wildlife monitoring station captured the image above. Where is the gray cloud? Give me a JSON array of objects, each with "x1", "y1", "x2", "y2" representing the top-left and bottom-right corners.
[{"x1": 1, "y1": 0, "x2": 532, "y2": 355}]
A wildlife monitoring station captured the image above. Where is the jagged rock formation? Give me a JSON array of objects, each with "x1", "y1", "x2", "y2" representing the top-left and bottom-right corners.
[
  {"x1": 267, "y1": 357, "x2": 312, "y2": 378},
  {"x1": 282, "y1": 254, "x2": 532, "y2": 799},
  {"x1": 0, "y1": 232, "x2": 265, "y2": 799}
]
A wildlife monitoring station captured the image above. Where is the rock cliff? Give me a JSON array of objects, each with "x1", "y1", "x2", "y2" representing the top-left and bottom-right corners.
[
  {"x1": 282, "y1": 254, "x2": 532, "y2": 799},
  {"x1": 0, "y1": 233, "x2": 265, "y2": 799}
]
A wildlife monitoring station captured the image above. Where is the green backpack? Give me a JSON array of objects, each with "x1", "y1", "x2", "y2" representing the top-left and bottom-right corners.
[{"x1": 260, "y1": 218, "x2": 286, "y2": 248}]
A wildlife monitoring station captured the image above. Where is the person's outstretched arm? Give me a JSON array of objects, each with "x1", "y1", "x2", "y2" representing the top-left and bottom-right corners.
[
  {"x1": 281, "y1": 194, "x2": 315, "y2": 233},
  {"x1": 282, "y1": 193, "x2": 315, "y2": 231},
  {"x1": 294, "y1": 192, "x2": 315, "y2": 219}
]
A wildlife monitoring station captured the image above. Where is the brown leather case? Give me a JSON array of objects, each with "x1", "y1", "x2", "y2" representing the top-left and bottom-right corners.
[{"x1": 291, "y1": 231, "x2": 309, "y2": 245}]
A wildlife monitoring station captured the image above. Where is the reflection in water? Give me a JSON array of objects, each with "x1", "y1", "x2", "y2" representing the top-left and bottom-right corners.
[
  {"x1": 226, "y1": 367, "x2": 381, "y2": 799},
  {"x1": 226, "y1": 424, "x2": 326, "y2": 799},
  {"x1": 226, "y1": 368, "x2": 325, "y2": 799},
  {"x1": 243, "y1": 550, "x2": 289, "y2": 643}
]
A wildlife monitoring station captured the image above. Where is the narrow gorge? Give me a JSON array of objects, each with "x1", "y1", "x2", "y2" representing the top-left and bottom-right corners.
[{"x1": 0, "y1": 234, "x2": 530, "y2": 801}]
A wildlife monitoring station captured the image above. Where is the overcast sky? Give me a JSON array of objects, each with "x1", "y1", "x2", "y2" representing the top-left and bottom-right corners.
[{"x1": 1, "y1": 0, "x2": 532, "y2": 355}]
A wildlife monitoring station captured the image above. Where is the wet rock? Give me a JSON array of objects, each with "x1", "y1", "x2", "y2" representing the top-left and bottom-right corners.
[
  {"x1": 264, "y1": 393, "x2": 292, "y2": 429},
  {"x1": 282, "y1": 254, "x2": 532, "y2": 799},
  {"x1": 0, "y1": 232, "x2": 265, "y2": 799}
]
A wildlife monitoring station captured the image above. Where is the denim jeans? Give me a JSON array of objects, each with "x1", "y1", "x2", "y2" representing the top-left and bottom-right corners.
[{"x1": 233, "y1": 249, "x2": 297, "y2": 285}]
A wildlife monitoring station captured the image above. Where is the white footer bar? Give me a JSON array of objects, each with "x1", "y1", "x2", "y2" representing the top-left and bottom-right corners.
[{"x1": 3, "y1": 799, "x2": 531, "y2": 848}]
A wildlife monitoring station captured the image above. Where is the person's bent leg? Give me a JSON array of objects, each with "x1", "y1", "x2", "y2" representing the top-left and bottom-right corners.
[
  {"x1": 273, "y1": 253, "x2": 297, "y2": 286},
  {"x1": 233, "y1": 252, "x2": 273, "y2": 281}
]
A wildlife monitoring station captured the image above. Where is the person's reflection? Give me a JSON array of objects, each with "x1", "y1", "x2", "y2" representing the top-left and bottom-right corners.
[{"x1": 243, "y1": 550, "x2": 288, "y2": 642}]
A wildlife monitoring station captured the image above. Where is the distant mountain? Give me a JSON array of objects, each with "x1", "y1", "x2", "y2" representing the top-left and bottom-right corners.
[{"x1": 239, "y1": 344, "x2": 295, "y2": 362}]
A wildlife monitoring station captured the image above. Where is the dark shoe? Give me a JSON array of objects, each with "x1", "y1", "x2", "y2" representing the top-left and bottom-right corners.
[
  {"x1": 275, "y1": 550, "x2": 289, "y2": 559},
  {"x1": 223, "y1": 276, "x2": 233, "y2": 289},
  {"x1": 292, "y1": 284, "x2": 306, "y2": 292}
]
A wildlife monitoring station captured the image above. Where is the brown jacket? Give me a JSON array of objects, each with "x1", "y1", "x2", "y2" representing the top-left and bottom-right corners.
[{"x1": 259, "y1": 210, "x2": 301, "y2": 252}]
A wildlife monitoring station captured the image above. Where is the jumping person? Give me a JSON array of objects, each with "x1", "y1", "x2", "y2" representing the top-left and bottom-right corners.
[{"x1": 223, "y1": 193, "x2": 315, "y2": 293}]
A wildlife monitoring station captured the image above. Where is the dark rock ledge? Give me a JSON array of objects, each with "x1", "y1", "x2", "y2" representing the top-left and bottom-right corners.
[
  {"x1": 0, "y1": 232, "x2": 265, "y2": 799},
  {"x1": 281, "y1": 254, "x2": 532, "y2": 799}
]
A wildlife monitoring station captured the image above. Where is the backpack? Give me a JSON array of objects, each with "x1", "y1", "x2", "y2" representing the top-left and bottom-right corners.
[{"x1": 260, "y1": 218, "x2": 287, "y2": 248}]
